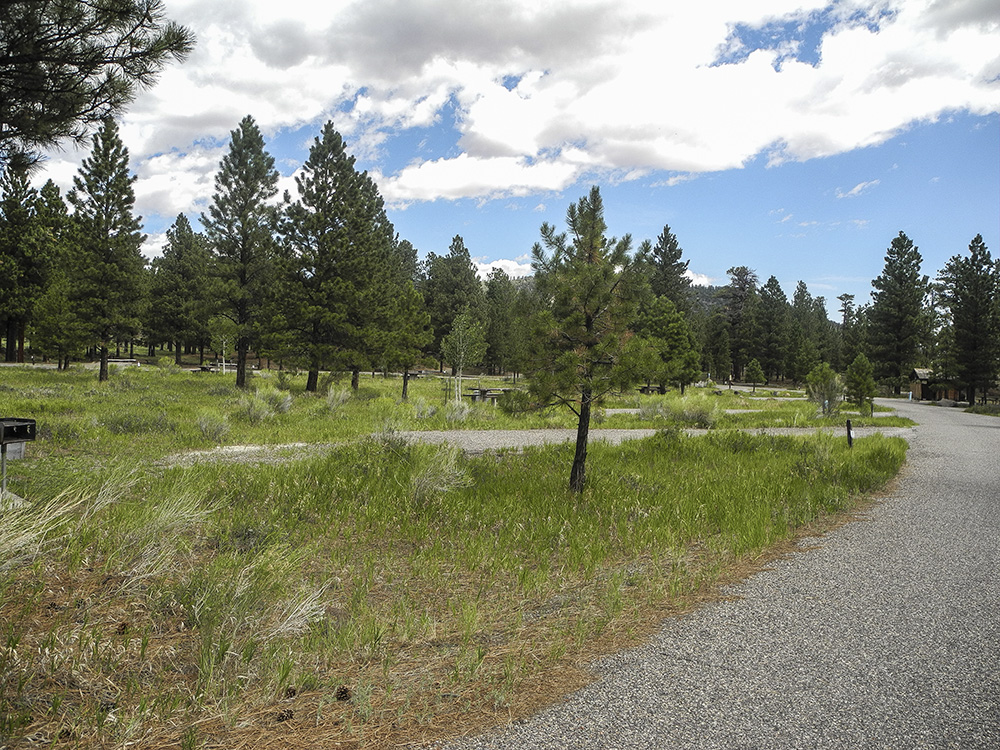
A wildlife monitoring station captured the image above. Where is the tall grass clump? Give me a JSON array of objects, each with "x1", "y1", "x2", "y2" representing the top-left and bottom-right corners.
[
  {"x1": 156, "y1": 357, "x2": 183, "y2": 374},
  {"x1": 233, "y1": 386, "x2": 291, "y2": 424},
  {"x1": 444, "y1": 399, "x2": 471, "y2": 423},
  {"x1": 410, "y1": 397, "x2": 437, "y2": 419},
  {"x1": 102, "y1": 408, "x2": 174, "y2": 435},
  {"x1": 197, "y1": 411, "x2": 230, "y2": 443},
  {"x1": 638, "y1": 394, "x2": 718, "y2": 428},
  {"x1": 325, "y1": 386, "x2": 351, "y2": 413},
  {"x1": 410, "y1": 445, "x2": 471, "y2": 506}
]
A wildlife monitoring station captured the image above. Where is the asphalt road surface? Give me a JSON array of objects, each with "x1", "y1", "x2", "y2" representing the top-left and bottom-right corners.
[{"x1": 449, "y1": 399, "x2": 1000, "y2": 749}]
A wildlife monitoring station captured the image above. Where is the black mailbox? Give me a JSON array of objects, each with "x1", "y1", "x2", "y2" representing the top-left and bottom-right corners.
[{"x1": 0, "y1": 418, "x2": 36, "y2": 445}]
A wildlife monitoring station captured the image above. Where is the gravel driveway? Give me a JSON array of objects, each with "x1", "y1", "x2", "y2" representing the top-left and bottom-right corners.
[{"x1": 446, "y1": 400, "x2": 1000, "y2": 749}]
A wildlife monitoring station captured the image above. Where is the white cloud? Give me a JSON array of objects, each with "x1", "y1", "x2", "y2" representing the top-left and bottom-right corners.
[
  {"x1": 375, "y1": 153, "x2": 582, "y2": 205},
  {"x1": 475, "y1": 257, "x2": 534, "y2": 278},
  {"x1": 142, "y1": 231, "x2": 168, "y2": 260},
  {"x1": 836, "y1": 179, "x2": 881, "y2": 198},
  {"x1": 32, "y1": 0, "x2": 1000, "y2": 225},
  {"x1": 685, "y1": 269, "x2": 714, "y2": 287}
]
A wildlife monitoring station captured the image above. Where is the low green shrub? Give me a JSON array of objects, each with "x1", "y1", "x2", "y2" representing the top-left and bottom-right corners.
[
  {"x1": 197, "y1": 412, "x2": 230, "y2": 443},
  {"x1": 498, "y1": 389, "x2": 532, "y2": 415},
  {"x1": 103, "y1": 410, "x2": 174, "y2": 435}
]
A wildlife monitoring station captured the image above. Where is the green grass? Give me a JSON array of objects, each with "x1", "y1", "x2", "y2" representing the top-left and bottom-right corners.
[
  {"x1": 966, "y1": 403, "x2": 1000, "y2": 417},
  {"x1": 0, "y1": 363, "x2": 909, "y2": 748}
]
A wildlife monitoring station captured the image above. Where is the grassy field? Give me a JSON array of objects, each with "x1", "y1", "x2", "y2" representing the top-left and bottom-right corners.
[{"x1": 0, "y1": 364, "x2": 909, "y2": 748}]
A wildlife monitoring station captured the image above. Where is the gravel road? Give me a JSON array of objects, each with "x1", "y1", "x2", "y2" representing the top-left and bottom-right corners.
[{"x1": 445, "y1": 400, "x2": 1000, "y2": 749}]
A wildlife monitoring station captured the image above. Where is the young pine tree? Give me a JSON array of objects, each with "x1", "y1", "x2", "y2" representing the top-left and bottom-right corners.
[
  {"x1": 845, "y1": 353, "x2": 877, "y2": 416},
  {"x1": 529, "y1": 186, "x2": 646, "y2": 493}
]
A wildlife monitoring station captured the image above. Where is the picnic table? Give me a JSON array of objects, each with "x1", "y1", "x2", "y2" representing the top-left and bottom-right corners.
[{"x1": 464, "y1": 387, "x2": 513, "y2": 403}]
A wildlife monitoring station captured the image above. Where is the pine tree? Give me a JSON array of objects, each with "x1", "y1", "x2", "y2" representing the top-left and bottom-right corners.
[
  {"x1": 720, "y1": 265, "x2": 758, "y2": 379},
  {"x1": 845, "y1": 353, "x2": 877, "y2": 416},
  {"x1": 484, "y1": 267, "x2": 516, "y2": 375},
  {"x1": 756, "y1": 275, "x2": 790, "y2": 380},
  {"x1": 0, "y1": 163, "x2": 40, "y2": 360},
  {"x1": 147, "y1": 214, "x2": 212, "y2": 364},
  {"x1": 202, "y1": 115, "x2": 279, "y2": 388},
  {"x1": 278, "y1": 121, "x2": 398, "y2": 391},
  {"x1": 421, "y1": 235, "x2": 484, "y2": 370},
  {"x1": 744, "y1": 358, "x2": 766, "y2": 392},
  {"x1": 68, "y1": 118, "x2": 145, "y2": 381},
  {"x1": 634, "y1": 296, "x2": 701, "y2": 393},
  {"x1": 529, "y1": 187, "x2": 646, "y2": 493},
  {"x1": 384, "y1": 281, "x2": 431, "y2": 400},
  {"x1": 837, "y1": 293, "x2": 862, "y2": 368},
  {"x1": 704, "y1": 310, "x2": 732, "y2": 383},
  {"x1": 869, "y1": 231, "x2": 930, "y2": 392},
  {"x1": 0, "y1": 0, "x2": 194, "y2": 168},
  {"x1": 26, "y1": 180, "x2": 78, "y2": 367},
  {"x1": 641, "y1": 224, "x2": 691, "y2": 312},
  {"x1": 937, "y1": 234, "x2": 1000, "y2": 405}
]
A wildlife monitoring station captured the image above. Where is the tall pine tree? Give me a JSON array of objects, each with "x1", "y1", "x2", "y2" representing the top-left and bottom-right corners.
[
  {"x1": 484, "y1": 267, "x2": 516, "y2": 375},
  {"x1": 869, "y1": 231, "x2": 929, "y2": 392},
  {"x1": 27, "y1": 181, "x2": 80, "y2": 368},
  {"x1": 641, "y1": 224, "x2": 691, "y2": 312},
  {"x1": 0, "y1": 163, "x2": 41, "y2": 361},
  {"x1": 202, "y1": 115, "x2": 279, "y2": 388},
  {"x1": 279, "y1": 121, "x2": 398, "y2": 391},
  {"x1": 148, "y1": 214, "x2": 212, "y2": 363},
  {"x1": 756, "y1": 275, "x2": 790, "y2": 380},
  {"x1": 937, "y1": 234, "x2": 1000, "y2": 405},
  {"x1": 68, "y1": 118, "x2": 145, "y2": 381},
  {"x1": 421, "y1": 235, "x2": 484, "y2": 370}
]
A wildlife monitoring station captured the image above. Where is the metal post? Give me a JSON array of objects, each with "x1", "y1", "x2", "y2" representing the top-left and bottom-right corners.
[{"x1": 846, "y1": 419, "x2": 854, "y2": 448}]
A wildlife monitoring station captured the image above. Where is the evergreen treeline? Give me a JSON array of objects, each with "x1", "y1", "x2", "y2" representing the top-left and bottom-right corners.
[{"x1": 1, "y1": 117, "x2": 997, "y2": 404}]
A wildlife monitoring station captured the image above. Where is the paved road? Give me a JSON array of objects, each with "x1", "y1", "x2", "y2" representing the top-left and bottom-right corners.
[{"x1": 450, "y1": 400, "x2": 1000, "y2": 749}]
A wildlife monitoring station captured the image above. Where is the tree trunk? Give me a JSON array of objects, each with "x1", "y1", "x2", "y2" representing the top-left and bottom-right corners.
[
  {"x1": 17, "y1": 322, "x2": 24, "y2": 363},
  {"x1": 306, "y1": 369, "x2": 319, "y2": 392},
  {"x1": 236, "y1": 339, "x2": 248, "y2": 388},
  {"x1": 99, "y1": 345, "x2": 109, "y2": 382},
  {"x1": 4, "y1": 319, "x2": 17, "y2": 361},
  {"x1": 175, "y1": 341, "x2": 183, "y2": 365},
  {"x1": 402, "y1": 370, "x2": 410, "y2": 401},
  {"x1": 569, "y1": 389, "x2": 592, "y2": 493},
  {"x1": 351, "y1": 368, "x2": 360, "y2": 391}
]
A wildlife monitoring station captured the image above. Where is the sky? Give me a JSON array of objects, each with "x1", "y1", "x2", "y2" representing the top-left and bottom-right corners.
[{"x1": 33, "y1": 0, "x2": 1000, "y2": 313}]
